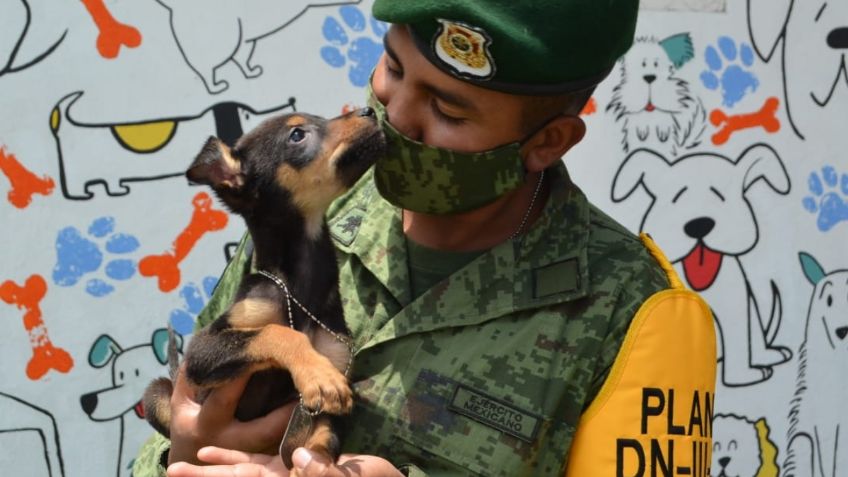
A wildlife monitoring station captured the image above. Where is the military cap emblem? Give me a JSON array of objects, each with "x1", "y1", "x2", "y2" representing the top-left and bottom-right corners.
[{"x1": 433, "y1": 19, "x2": 495, "y2": 80}]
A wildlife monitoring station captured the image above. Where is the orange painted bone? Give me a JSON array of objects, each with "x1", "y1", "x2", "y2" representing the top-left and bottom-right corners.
[
  {"x1": 0, "y1": 147, "x2": 54, "y2": 208},
  {"x1": 80, "y1": 0, "x2": 141, "y2": 59},
  {"x1": 139, "y1": 192, "x2": 228, "y2": 292},
  {"x1": 0, "y1": 275, "x2": 74, "y2": 380},
  {"x1": 710, "y1": 96, "x2": 781, "y2": 145}
]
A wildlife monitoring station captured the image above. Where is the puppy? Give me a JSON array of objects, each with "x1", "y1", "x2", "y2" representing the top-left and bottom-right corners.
[
  {"x1": 142, "y1": 106, "x2": 384, "y2": 466},
  {"x1": 607, "y1": 34, "x2": 706, "y2": 158}
]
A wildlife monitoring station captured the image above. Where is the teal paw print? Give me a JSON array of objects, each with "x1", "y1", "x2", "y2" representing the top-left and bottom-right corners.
[
  {"x1": 169, "y1": 276, "x2": 218, "y2": 335},
  {"x1": 700, "y1": 36, "x2": 759, "y2": 108},
  {"x1": 803, "y1": 166, "x2": 848, "y2": 232},
  {"x1": 320, "y1": 5, "x2": 388, "y2": 87}
]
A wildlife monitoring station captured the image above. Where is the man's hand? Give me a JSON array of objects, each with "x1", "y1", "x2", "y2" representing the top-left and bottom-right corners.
[
  {"x1": 167, "y1": 367, "x2": 295, "y2": 465},
  {"x1": 166, "y1": 447, "x2": 404, "y2": 477}
]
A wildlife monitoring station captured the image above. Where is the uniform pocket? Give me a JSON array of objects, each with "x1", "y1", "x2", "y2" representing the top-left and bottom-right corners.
[{"x1": 393, "y1": 369, "x2": 562, "y2": 477}]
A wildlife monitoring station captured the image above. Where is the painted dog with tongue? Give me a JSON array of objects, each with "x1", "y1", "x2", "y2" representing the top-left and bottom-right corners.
[
  {"x1": 142, "y1": 106, "x2": 385, "y2": 468},
  {"x1": 612, "y1": 143, "x2": 793, "y2": 387}
]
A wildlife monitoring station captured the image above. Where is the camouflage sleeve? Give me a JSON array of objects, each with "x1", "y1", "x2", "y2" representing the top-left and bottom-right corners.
[
  {"x1": 584, "y1": 251, "x2": 671, "y2": 405},
  {"x1": 132, "y1": 233, "x2": 253, "y2": 475},
  {"x1": 131, "y1": 433, "x2": 170, "y2": 477},
  {"x1": 397, "y1": 464, "x2": 427, "y2": 476}
]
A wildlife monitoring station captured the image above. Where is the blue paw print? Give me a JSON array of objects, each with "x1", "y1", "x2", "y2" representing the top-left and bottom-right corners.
[
  {"x1": 320, "y1": 5, "x2": 388, "y2": 87},
  {"x1": 700, "y1": 36, "x2": 759, "y2": 108},
  {"x1": 803, "y1": 166, "x2": 848, "y2": 232},
  {"x1": 53, "y1": 217, "x2": 139, "y2": 297},
  {"x1": 169, "y1": 276, "x2": 218, "y2": 335}
]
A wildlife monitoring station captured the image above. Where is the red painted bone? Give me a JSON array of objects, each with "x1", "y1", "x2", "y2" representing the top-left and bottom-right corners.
[
  {"x1": 80, "y1": 0, "x2": 142, "y2": 59},
  {"x1": 139, "y1": 192, "x2": 228, "y2": 292},
  {"x1": 710, "y1": 96, "x2": 781, "y2": 145},
  {"x1": 0, "y1": 275, "x2": 74, "y2": 380}
]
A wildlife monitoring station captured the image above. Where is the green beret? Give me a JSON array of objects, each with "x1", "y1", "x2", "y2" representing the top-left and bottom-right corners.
[{"x1": 372, "y1": 0, "x2": 639, "y2": 95}]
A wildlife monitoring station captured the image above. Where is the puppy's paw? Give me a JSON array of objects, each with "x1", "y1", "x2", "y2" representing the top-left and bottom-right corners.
[{"x1": 293, "y1": 362, "x2": 352, "y2": 415}]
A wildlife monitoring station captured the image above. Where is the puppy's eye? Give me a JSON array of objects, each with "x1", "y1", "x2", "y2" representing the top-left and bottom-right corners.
[
  {"x1": 728, "y1": 440, "x2": 737, "y2": 451},
  {"x1": 288, "y1": 127, "x2": 306, "y2": 144}
]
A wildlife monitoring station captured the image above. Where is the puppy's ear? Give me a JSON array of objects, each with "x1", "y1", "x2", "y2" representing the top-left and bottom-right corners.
[
  {"x1": 746, "y1": 0, "x2": 792, "y2": 62},
  {"x1": 737, "y1": 143, "x2": 790, "y2": 194},
  {"x1": 611, "y1": 148, "x2": 670, "y2": 202},
  {"x1": 186, "y1": 136, "x2": 244, "y2": 189}
]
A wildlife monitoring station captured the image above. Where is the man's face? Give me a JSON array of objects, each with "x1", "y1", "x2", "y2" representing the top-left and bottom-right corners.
[{"x1": 372, "y1": 25, "x2": 530, "y2": 153}]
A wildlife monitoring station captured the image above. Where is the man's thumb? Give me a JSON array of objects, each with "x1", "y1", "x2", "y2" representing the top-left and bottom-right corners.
[{"x1": 293, "y1": 448, "x2": 330, "y2": 475}]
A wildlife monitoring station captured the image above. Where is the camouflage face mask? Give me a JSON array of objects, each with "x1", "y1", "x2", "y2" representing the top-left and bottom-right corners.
[{"x1": 367, "y1": 85, "x2": 526, "y2": 215}]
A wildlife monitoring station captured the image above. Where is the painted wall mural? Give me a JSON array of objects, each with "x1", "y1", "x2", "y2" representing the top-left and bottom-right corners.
[{"x1": 0, "y1": 1, "x2": 843, "y2": 476}]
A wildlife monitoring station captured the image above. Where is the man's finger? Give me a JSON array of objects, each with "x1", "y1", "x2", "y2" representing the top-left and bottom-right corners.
[
  {"x1": 167, "y1": 461, "x2": 264, "y2": 477},
  {"x1": 196, "y1": 446, "x2": 273, "y2": 466},
  {"x1": 292, "y1": 448, "x2": 331, "y2": 476}
]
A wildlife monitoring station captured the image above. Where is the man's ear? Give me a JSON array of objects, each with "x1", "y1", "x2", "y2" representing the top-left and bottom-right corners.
[
  {"x1": 520, "y1": 115, "x2": 586, "y2": 173},
  {"x1": 186, "y1": 136, "x2": 244, "y2": 189}
]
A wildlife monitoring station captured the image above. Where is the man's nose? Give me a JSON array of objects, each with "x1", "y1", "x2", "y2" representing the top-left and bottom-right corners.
[{"x1": 384, "y1": 92, "x2": 423, "y2": 141}]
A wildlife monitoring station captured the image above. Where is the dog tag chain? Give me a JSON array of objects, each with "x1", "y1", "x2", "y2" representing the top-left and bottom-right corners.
[{"x1": 256, "y1": 269, "x2": 354, "y2": 467}]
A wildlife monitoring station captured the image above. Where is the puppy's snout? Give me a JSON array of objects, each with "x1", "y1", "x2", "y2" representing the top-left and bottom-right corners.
[
  {"x1": 718, "y1": 456, "x2": 730, "y2": 468},
  {"x1": 643, "y1": 74, "x2": 657, "y2": 84},
  {"x1": 358, "y1": 107, "x2": 375, "y2": 118},
  {"x1": 827, "y1": 27, "x2": 848, "y2": 49},
  {"x1": 684, "y1": 217, "x2": 715, "y2": 239},
  {"x1": 836, "y1": 327, "x2": 848, "y2": 341}
]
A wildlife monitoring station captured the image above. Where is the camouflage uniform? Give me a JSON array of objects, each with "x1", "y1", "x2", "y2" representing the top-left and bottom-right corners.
[{"x1": 133, "y1": 161, "x2": 671, "y2": 476}]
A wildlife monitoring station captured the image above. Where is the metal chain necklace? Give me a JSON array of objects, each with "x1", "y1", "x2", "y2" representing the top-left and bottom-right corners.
[
  {"x1": 256, "y1": 269, "x2": 354, "y2": 416},
  {"x1": 510, "y1": 169, "x2": 546, "y2": 240}
]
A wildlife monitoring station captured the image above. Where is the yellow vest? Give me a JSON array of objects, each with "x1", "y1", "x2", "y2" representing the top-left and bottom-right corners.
[{"x1": 565, "y1": 234, "x2": 717, "y2": 477}]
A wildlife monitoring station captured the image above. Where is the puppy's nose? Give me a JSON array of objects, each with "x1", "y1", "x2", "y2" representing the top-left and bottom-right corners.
[
  {"x1": 836, "y1": 327, "x2": 848, "y2": 340},
  {"x1": 358, "y1": 107, "x2": 375, "y2": 117},
  {"x1": 719, "y1": 456, "x2": 731, "y2": 468},
  {"x1": 684, "y1": 217, "x2": 715, "y2": 239},
  {"x1": 828, "y1": 28, "x2": 848, "y2": 49},
  {"x1": 643, "y1": 74, "x2": 657, "y2": 84}
]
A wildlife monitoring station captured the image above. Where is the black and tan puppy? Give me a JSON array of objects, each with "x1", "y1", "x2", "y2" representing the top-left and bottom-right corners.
[{"x1": 142, "y1": 106, "x2": 384, "y2": 465}]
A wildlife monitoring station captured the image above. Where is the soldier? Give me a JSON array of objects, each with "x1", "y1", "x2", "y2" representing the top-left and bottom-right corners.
[{"x1": 136, "y1": 1, "x2": 716, "y2": 476}]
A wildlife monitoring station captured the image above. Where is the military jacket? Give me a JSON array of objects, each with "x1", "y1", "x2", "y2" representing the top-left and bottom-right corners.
[{"x1": 133, "y1": 162, "x2": 671, "y2": 476}]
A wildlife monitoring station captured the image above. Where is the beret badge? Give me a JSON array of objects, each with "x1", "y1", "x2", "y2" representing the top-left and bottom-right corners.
[{"x1": 432, "y1": 19, "x2": 495, "y2": 80}]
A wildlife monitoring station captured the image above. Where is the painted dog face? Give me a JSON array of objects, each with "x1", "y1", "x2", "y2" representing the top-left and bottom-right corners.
[
  {"x1": 610, "y1": 35, "x2": 695, "y2": 116},
  {"x1": 748, "y1": 0, "x2": 848, "y2": 138},
  {"x1": 800, "y1": 253, "x2": 848, "y2": 352},
  {"x1": 187, "y1": 108, "x2": 384, "y2": 236},
  {"x1": 611, "y1": 144, "x2": 789, "y2": 290}
]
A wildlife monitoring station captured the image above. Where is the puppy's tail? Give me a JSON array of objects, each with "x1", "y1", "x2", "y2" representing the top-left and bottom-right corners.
[{"x1": 765, "y1": 280, "x2": 782, "y2": 344}]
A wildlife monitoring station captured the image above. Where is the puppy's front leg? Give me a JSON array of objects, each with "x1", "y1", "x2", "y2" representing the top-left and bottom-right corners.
[{"x1": 246, "y1": 324, "x2": 352, "y2": 415}]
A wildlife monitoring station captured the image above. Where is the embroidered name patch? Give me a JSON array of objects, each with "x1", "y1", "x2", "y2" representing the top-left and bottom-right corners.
[{"x1": 448, "y1": 385, "x2": 541, "y2": 442}]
